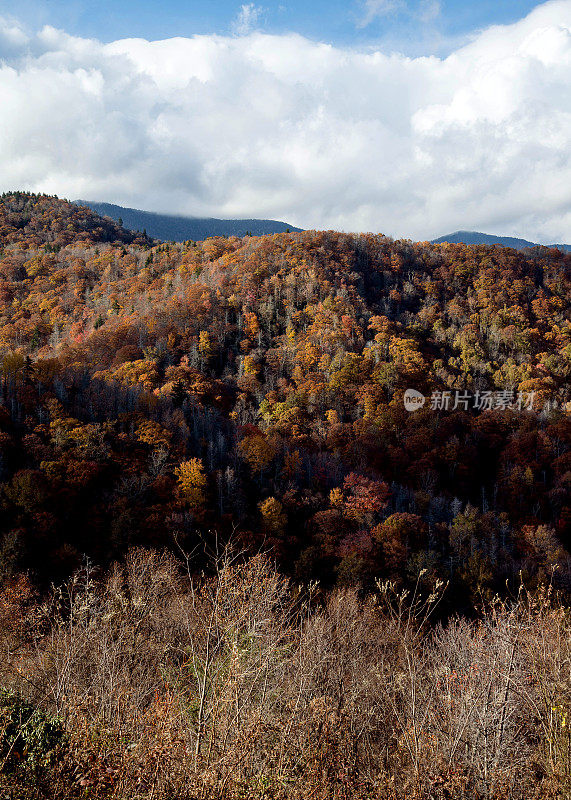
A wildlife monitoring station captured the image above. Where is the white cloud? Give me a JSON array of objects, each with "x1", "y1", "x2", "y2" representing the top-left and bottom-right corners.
[
  {"x1": 0, "y1": 2, "x2": 570, "y2": 242},
  {"x1": 232, "y1": 4, "x2": 264, "y2": 36}
]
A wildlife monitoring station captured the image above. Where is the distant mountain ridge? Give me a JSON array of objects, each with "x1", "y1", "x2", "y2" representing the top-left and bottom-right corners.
[
  {"x1": 75, "y1": 201, "x2": 302, "y2": 242},
  {"x1": 432, "y1": 230, "x2": 571, "y2": 252},
  {"x1": 72, "y1": 204, "x2": 569, "y2": 253}
]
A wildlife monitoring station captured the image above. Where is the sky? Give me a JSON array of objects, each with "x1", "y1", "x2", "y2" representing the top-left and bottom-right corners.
[
  {"x1": 0, "y1": 0, "x2": 570, "y2": 241},
  {"x1": 5, "y1": 1, "x2": 543, "y2": 54}
]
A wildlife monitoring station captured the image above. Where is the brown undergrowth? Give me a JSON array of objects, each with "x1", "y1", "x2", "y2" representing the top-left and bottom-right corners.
[{"x1": 0, "y1": 548, "x2": 569, "y2": 799}]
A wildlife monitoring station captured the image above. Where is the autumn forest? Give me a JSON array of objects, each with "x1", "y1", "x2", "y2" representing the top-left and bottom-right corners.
[{"x1": 0, "y1": 190, "x2": 569, "y2": 799}]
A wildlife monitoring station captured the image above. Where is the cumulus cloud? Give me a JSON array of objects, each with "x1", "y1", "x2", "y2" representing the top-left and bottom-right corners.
[{"x1": 0, "y1": 2, "x2": 570, "y2": 242}]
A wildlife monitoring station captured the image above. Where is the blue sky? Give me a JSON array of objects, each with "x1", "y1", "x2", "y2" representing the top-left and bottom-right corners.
[{"x1": 6, "y1": 0, "x2": 542, "y2": 54}]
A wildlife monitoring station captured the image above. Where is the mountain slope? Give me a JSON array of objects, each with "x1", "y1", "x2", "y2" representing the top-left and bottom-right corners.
[
  {"x1": 75, "y1": 200, "x2": 302, "y2": 242},
  {"x1": 432, "y1": 229, "x2": 571, "y2": 252},
  {"x1": 0, "y1": 192, "x2": 568, "y2": 604}
]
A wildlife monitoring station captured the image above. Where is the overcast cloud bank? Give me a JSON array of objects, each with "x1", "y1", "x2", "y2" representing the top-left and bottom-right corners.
[{"x1": 0, "y1": 0, "x2": 570, "y2": 241}]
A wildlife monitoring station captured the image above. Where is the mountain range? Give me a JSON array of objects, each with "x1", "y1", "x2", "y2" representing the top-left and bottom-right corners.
[
  {"x1": 431, "y1": 229, "x2": 571, "y2": 252},
  {"x1": 75, "y1": 200, "x2": 302, "y2": 242},
  {"x1": 75, "y1": 203, "x2": 571, "y2": 253}
]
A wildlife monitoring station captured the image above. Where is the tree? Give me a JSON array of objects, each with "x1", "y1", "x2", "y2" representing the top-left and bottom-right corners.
[
  {"x1": 174, "y1": 458, "x2": 207, "y2": 511},
  {"x1": 239, "y1": 434, "x2": 276, "y2": 478},
  {"x1": 259, "y1": 497, "x2": 287, "y2": 536},
  {"x1": 373, "y1": 513, "x2": 427, "y2": 574},
  {"x1": 171, "y1": 378, "x2": 187, "y2": 408}
]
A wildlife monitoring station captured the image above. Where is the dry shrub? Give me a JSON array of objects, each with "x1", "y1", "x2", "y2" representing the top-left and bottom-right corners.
[{"x1": 0, "y1": 550, "x2": 569, "y2": 799}]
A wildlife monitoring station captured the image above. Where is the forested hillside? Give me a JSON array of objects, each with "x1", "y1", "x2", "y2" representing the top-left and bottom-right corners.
[
  {"x1": 0, "y1": 192, "x2": 153, "y2": 249},
  {"x1": 0, "y1": 191, "x2": 569, "y2": 608},
  {"x1": 0, "y1": 190, "x2": 570, "y2": 799}
]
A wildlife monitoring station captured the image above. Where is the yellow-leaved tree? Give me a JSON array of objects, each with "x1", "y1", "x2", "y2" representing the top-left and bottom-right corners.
[
  {"x1": 174, "y1": 458, "x2": 207, "y2": 511},
  {"x1": 259, "y1": 497, "x2": 287, "y2": 536}
]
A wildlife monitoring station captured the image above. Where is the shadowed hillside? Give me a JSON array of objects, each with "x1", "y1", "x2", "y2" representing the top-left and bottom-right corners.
[{"x1": 76, "y1": 200, "x2": 303, "y2": 242}]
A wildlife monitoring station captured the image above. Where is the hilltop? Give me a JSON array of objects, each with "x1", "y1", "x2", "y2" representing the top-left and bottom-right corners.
[{"x1": 0, "y1": 191, "x2": 153, "y2": 248}]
